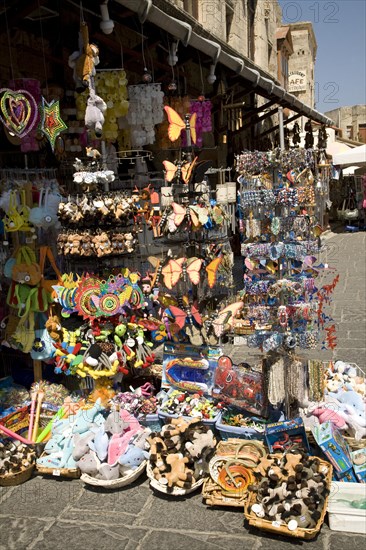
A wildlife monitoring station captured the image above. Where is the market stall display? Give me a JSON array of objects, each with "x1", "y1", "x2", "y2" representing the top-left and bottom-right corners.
[{"x1": 0, "y1": 5, "x2": 364, "y2": 543}]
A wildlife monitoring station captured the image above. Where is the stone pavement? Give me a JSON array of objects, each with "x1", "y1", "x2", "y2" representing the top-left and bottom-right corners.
[{"x1": 0, "y1": 229, "x2": 365, "y2": 550}]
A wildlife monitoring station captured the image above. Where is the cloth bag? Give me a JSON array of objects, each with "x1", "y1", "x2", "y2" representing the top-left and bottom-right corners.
[
  {"x1": 12, "y1": 246, "x2": 42, "y2": 286},
  {"x1": 30, "y1": 313, "x2": 55, "y2": 360}
]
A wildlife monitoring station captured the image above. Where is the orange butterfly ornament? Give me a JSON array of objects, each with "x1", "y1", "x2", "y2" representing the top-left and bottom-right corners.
[
  {"x1": 206, "y1": 256, "x2": 223, "y2": 289},
  {"x1": 162, "y1": 157, "x2": 198, "y2": 184},
  {"x1": 160, "y1": 257, "x2": 203, "y2": 289},
  {"x1": 164, "y1": 106, "x2": 197, "y2": 145}
]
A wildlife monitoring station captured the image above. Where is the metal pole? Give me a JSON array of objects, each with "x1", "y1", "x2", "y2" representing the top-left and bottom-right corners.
[{"x1": 278, "y1": 106, "x2": 285, "y2": 150}]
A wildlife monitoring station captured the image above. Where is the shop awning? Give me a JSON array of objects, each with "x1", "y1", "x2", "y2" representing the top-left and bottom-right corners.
[
  {"x1": 332, "y1": 144, "x2": 366, "y2": 167},
  {"x1": 116, "y1": 0, "x2": 333, "y2": 126}
]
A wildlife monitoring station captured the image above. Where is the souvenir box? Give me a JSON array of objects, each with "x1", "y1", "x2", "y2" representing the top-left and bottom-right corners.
[
  {"x1": 265, "y1": 417, "x2": 310, "y2": 453},
  {"x1": 351, "y1": 449, "x2": 366, "y2": 483},
  {"x1": 312, "y1": 421, "x2": 353, "y2": 474},
  {"x1": 162, "y1": 343, "x2": 221, "y2": 395}
]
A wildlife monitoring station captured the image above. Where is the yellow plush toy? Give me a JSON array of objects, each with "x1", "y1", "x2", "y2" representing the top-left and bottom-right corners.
[{"x1": 69, "y1": 22, "x2": 100, "y2": 92}]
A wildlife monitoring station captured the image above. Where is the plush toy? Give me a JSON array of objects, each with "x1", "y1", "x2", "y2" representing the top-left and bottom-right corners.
[
  {"x1": 160, "y1": 453, "x2": 195, "y2": 488},
  {"x1": 68, "y1": 22, "x2": 100, "y2": 92},
  {"x1": 72, "y1": 399, "x2": 103, "y2": 434},
  {"x1": 104, "y1": 411, "x2": 127, "y2": 435},
  {"x1": 96, "y1": 462, "x2": 120, "y2": 480},
  {"x1": 85, "y1": 88, "x2": 107, "y2": 138},
  {"x1": 77, "y1": 450, "x2": 100, "y2": 476},
  {"x1": 88, "y1": 425, "x2": 109, "y2": 462},
  {"x1": 185, "y1": 429, "x2": 216, "y2": 458},
  {"x1": 118, "y1": 445, "x2": 149, "y2": 474},
  {"x1": 147, "y1": 435, "x2": 167, "y2": 462},
  {"x1": 284, "y1": 453, "x2": 303, "y2": 477},
  {"x1": 253, "y1": 456, "x2": 275, "y2": 477},
  {"x1": 45, "y1": 315, "x2": 63, "y2": 341},
  {"x1": 68, "y1": 233, "x2": 83, "y2": 255},
  {"x1": 311, "y1": 407, "x2": 347, "y2": 429},
  {"x1": 107, "y1": 430, "x2": 140, "y2": 465},
  {"x1": 92, "y1": 232, "x2": 112, "y2": 257},
  {"x1": 86, "y1": 146, "x2": 101, "y2": 159},
  {"x1": 72, "y1": 431, "x2": 95, "y2": 461}
]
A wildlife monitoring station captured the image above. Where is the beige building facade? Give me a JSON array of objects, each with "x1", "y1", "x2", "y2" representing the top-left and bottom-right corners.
[{"x1": 324, "y1": 105, "x2": 366, "y2": 143}]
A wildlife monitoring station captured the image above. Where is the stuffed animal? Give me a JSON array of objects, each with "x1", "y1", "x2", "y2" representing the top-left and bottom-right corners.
[
  {"x1": 96, "y1": 462, "x2": 120, "y2": 481},
  {"x1": 88, "y1": 425, "x2": 109, "y2": 462},
  {"x1": 311, "y1": 407, "x2": 347, "y2": 429},
  {"x1": 185, "y1": 429, "x2": 216, "y2": 458},
  {"x1": 68, "y1": 22, "x2": 100, "y2": 92},
  {"x1": 160, "y1": 453, "x2": 195, "y2": 488},
  {"x1": 284, "y1": 453, "x2": 303, "y2": 477},
  {"x1": 104, "y1": 411, "x2": 127, "y2": 436},
  {"x1": 77, "y1": 450, "x2": 100, "y2": 476},
  {"x1": 92, "y1": 232, "x2": 112, "y2": 257},
  {"x1": 85, "y1": 89, "x2": 107, "y2": 138},
  {"x1": 118, "y1": 445, "x2": 149, "y2": 474},
  {"x1": 45, "y1": 315, "x2": 63, "y2": 341},
  {"x1": 72, "y1": 431, "x2": 95, "y2": 461},
  {"x1": 107, "y1": 429, "x2": 141, "y2": 465},
  {"x1": 68, "y1": 233, "x2": 83, "y2": 255},
  {"x1": 86, "y1": 146, "x2": 101, "y2": 159}
]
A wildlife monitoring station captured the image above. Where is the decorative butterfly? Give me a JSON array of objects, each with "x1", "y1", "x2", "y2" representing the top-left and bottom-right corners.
[
  {"x1": 163, "y1": 157, "x2": 198, "y2": 184},
  {"x1": 166, "y1": 202, "x2": 209, "y2": 232},
  {"x1": 206, "y1": 257, "x2": 223, "y2": 289},
  {"x1": 168, "y1": 302, "x2": 202, "y2": 329},
  {"x1": 161, "y1": 257, "x2": 203, "y2": 289},
  {"x1": 164, "y1": 106, "x2": 197, "y2": 145}
]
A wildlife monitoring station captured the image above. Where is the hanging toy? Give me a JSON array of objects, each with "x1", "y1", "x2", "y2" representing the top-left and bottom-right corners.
[{"x1": 68, "y1": 21, "x2": 100, "y2": 92}]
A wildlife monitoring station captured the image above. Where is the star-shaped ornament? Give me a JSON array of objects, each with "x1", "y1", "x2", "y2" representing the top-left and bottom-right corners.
[{"x1": 40, "y1": 97, "x2": 67, "y2": 151}]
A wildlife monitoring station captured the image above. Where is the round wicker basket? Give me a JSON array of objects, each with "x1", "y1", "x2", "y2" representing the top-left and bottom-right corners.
[
  {"x1": 80, "y1": 461, "x2": 147, "y2": 489},
  {"x1": 146, "y1": 461, "x2": 204, "y2": 496},
  {"x1": 0, "y1": 464, "x2": 35, "y2": 487}
]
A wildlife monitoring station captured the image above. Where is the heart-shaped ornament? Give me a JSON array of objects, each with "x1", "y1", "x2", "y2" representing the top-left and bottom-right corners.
[{"x1": 0, "y1": 88, "x2": 38, "y2": 138}]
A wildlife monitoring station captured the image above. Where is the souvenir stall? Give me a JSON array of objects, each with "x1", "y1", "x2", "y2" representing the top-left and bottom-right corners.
[{"x1": 0, "y1": 3, "x2": 365, "y2": 542}]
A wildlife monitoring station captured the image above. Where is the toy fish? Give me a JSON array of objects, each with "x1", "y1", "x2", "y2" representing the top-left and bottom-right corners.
[
  {"x1": 107, "y1": 429, "x2": 140, "y2": 465},
  {"x1": 72, "y1": 399, "x2": 104, "y2": 434},
  {"x1": 72, "y1": 430, "x2": 96, "y2": 461},
  {"x1": 77, "y1": 450, "x2": 100, "y2": 476},
  {"x1": 37, "y1": 452, "x2": 63, "y2": 468},
  {"x1": 89, "y1": 426, "x2": 109, "y2": 462}
]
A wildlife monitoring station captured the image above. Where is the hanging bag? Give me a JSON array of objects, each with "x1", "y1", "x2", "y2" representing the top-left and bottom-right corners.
[
  {"x1": 39, "y1": 246, "x2": 63, "y2": 295},
  {"x1": 30, "y1": 313, "x2": 55, "y2": 360},
  {"x1": 29, "y1": 189, "x2": 59, "y2": 229},
  {"x1": 2, "y1": 191, "x2": 23, "y2": 232},
  {"x1": 12, "y1": 246, "x2": 42, "y2": 286}
]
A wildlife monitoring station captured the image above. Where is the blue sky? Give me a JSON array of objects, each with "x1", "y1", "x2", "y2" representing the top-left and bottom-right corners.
[{"x1": 279, "y1": 0, "x2": 366, "y2": 114}]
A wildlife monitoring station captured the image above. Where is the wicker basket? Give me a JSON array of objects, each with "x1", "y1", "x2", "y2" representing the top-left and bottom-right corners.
[
  {"x1": 36, "y1": 452, "x2": 80, "y2": 479},
  {"x1": 203, "y1": 439, "x2": 266, "y2": 508},
  {"x1": 0, "y1": 464, "x2": 35, "y2": 487},
  {"x1": 146, "y1": 461, "x2": 204, "y2": 496},
  {"x1": 244, "y1": 457, "x2": 333, "y2": 539},
  {"x1": 80, "y1": 460, "x2": 146, "y2": 489}
]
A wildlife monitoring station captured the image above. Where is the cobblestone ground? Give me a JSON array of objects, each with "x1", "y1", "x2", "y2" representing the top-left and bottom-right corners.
[{"x1": 1, "y1": 230, "x2": 365, "y2": 550}]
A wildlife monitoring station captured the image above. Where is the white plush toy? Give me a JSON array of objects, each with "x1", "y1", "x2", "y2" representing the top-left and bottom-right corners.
[{"x1": 85, "y1": 88, "x2": 107, "y2": 138}]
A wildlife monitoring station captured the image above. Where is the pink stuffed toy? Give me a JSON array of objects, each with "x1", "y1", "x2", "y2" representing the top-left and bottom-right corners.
[{"x1": 312, "y1": 407, "x2": 346, "y2": 429}]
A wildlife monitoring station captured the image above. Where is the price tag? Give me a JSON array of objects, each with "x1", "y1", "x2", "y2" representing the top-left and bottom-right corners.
[
  {"x1": 52, "y1": 469, "x2": 61, "y2": 476},
  {"x1": 271, "y1": 521, "x2": 281, "y2": 528}
]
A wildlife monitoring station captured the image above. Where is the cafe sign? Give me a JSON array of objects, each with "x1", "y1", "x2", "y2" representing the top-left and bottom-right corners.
[{"x1": 288, "y1": 71, "x2": 307, "y2": 92}]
